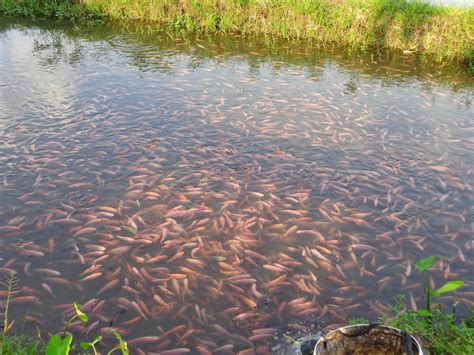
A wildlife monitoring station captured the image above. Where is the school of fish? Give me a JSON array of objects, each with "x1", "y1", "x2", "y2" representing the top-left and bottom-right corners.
[{"x1": 0, "y1": 24, "x2": 473, "y2": 354}]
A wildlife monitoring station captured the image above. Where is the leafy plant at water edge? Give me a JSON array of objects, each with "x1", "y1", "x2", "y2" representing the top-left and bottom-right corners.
[
  {"x1": 45, "y1": 302, "x2": 88, "y2": 355},
  {"x1": 347, "y1": 256, "x2": 472, "y2": 353},
  {"x1": 415, "y1": 255, "x2": 464, "y2": 313},
  {"x1": 386, "y1": 296, "x2": 474, "y2": 354},
  {"x1": 0, "y1": 282, "x2": 128, "y2": 355},
  {"x1": 44, "y1": 302, "x2": 128, "y2": 355},
  {"x1": 383, "y1": 256, "x2": 471, "y2": 354}
]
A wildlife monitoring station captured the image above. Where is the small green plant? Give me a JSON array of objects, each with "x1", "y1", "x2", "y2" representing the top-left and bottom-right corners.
[
  {"x1": 1, "y1": 272, "x2": 19, "y2": 335},
  {"x1": 1, "y1": 272, "x2": 125, "y2": 354},
  {"x1": 108, "y1": 329, "x2": 129, "y2": 355},
  {"x1": 0, "y1": 274, "x2": 42, "y2": 353},
  {"x1": 415, "y1": 256, "x2": 464, "y2": 313},
  {"x1": 80, "y1": 335, "x2": 102, "y2": 355},
  {"x1": 0, "y1": 295, "x2": 129, "y2": 355},
  {"x1": 65, "y1": 303, "x2": 89, "y2": 336},
  {"x1": 46, "y1": 303, "x2": 88, "y2": 355},
  {"x1": 44, "y1": 302, "x2": 129, "y2": 355}
]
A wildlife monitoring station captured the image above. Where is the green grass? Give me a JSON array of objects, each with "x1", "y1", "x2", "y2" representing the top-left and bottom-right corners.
[
  {"x1": 0, "y1": 0, "x2": 473, "y2": 63},
  {"x1": 0, "y1": 0, "x2": 103, "y2": 22},
  {"x1": 349, "y1": 307, "x2": 474, "y2": 354},
  {"x1": 384, "y1": 296, "x2": 474, "y2": 355},
  {"x1": 347, "y1": 255, "x2": 473, "y2": 355},
  {"x1": 0, "y1": 334, "x2": 43, "y2": 355}
]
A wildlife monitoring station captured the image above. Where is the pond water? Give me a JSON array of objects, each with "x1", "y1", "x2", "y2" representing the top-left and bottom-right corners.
[{"x1": 0, "y1": 20, "x2": 473, "y2": 354}]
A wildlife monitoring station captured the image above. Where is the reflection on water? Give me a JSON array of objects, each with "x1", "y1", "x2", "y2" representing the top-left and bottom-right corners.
[{"x1": 0, "y1": 20, "x2": 473, "y2": 353}]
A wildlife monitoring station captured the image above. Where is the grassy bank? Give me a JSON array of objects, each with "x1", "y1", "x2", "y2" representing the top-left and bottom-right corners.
[
  {"x1": 0, "y1": 0, "x2": 473, "y2": 63},
  {"x1": 0, "y1": 0, "x2": 103, "y2": 21}
]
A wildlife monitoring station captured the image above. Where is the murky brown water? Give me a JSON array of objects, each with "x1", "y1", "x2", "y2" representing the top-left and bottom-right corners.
[{"x1": 0, "y1": 20, "x2": 473, "y2": 354}]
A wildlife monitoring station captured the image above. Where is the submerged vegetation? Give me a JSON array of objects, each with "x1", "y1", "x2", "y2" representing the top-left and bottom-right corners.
[{"x1": 0, "y1": 0, "x2": 473, "y2": 63}]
